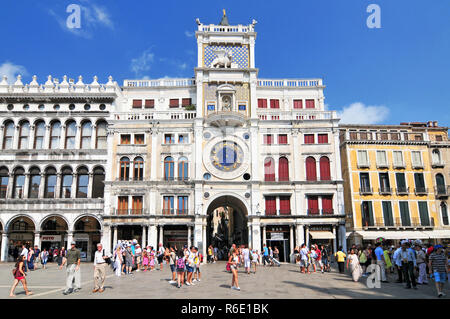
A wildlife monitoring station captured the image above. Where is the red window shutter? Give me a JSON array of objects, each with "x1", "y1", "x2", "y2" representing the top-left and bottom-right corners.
[
  {"x1": 278, "y1": 157, "x2": 289, "y2": 181},
  {"x1": 264, "y1": 158, "x2": 275, "y2": 181},
  {"x1": 278, "y1": 134, "x2": 287, "y2": 144},
  {"x1": 306, "y1": 157, "x2": 317, "y2": 181},
  {"x1": 320, "y1": 156, "x2": 331, "y2": 181},
  {"x1": 293, "y1": 100, "x2": 303, "y2": 109},
  {"x1": 265, "y1": 196, "x2": 276, "y2": 215},
  {"x1": 145, "y1": 99, "x2": 154, "y2": 108},
  {"x1": 182, "y1": 98, "x2": 191, "y2": 106},
  {"x1": 270, "y1": 99, "x2": 279, "y2": 109},
  {"x1": 322, "y1": 196, "x2": 333, "y2": 214},
  {"x1": 258, "y1": 99, "x2": 267, "y2": 108},
  {"x1": 308, "y1": 196, "x2": 319, "y2": 214},
  {"x1": 306, "y1": 99, "x2": 315, "y2": 109},
  {"x1": 279, "y1": 196, "x2": 291, "y2": 215},
  {"x1": 132, "y1": 100, "x2": 142, "y2": 108},
  {"x1": 264, "y1": 134, "x2": 273, "y2": 145},
  {"x1": 169, "y1": 99, "x2": 179, "y2": 107},
  {"x1": 318, "y1": 134, "x2": 328, "y2": 144},
  {"x1": 304, "y1": 134, "x2": 315, "y2": 144}
]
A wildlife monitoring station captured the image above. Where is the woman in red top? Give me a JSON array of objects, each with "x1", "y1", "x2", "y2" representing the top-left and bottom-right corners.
[{"x1": 9, "y1": 256, "x2": 33, "y2": 297}]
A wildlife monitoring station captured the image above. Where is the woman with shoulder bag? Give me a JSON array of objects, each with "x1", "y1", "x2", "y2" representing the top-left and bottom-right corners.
[{"x1": 9, "y1": 256, "x2": 33, "y2": 297}]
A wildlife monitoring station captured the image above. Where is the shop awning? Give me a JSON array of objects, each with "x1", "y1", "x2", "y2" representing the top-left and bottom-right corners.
[
  {"x1": 310, "y1": 231, "x2": 335, "y2": 239},
  {"x1": 355, "y1": 231, "x2": 431, "y2": 240},
  {"x1": 420, "y1": 230, "x2": 450, "y2": 239}
]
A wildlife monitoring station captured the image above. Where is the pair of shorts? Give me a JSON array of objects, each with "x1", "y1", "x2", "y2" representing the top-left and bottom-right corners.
[
  {"x1": 170, "y1": 264, "x2": 176, "y2": 272},
  {"x1": 177, "y1": 268, "x2": 185, "y2": 273},
  {"x1": 322, "y1": 258, "x2": 328, "y2": 265},
  {"x1": 136, "y1": 256, "x2": 141, "y2": 264},
  {"x1": 434, "y1": 272, "x2": 447, "y2": 283},
  {"x1": 125, "y1": 260, "x2": 133, "y2": 267},
  {"x1": 186, "y1": 265, "x2": 194, "y2": 273},
  {"x1": 300, "y1": 259, "x2": 308, "y2": 267},
  {"x1": 157, "y1": 255, "x2": 163, "y2": 263},
  {"x1": 195, "y1": 266, "x2": 200, "y2": 273},
  {"x1": 244, "y1": 259, "x2": 251, "y2": 268}
]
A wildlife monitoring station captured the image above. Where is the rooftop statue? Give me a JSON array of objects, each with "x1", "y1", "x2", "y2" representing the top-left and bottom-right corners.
[{"x1": 219, "y1": 9, "x2": 229, "y2": 26}]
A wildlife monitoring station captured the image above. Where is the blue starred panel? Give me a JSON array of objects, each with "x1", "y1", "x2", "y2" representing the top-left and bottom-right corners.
[{"x1": 204, "y1": 45, "x2": 249, "y2": 69}]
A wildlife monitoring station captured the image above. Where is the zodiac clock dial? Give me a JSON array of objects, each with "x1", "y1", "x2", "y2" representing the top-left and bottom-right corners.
[{"x1": 210, "y1": 141, "x2": 244, "y2": 172}]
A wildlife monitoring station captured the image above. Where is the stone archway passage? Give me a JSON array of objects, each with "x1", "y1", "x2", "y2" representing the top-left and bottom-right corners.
[
  {"x1": 74, "y1": 216, "x2": 101, "y2": 262},
  {"x1": 206, "y1": 195, "x2": 248, "y2": 259},
  {"x1": 40, "y1": 215, "x2": 69, "y2": 254},
  {"x1": 6, "y1": 216, "x2": 36, "y2": 262}
]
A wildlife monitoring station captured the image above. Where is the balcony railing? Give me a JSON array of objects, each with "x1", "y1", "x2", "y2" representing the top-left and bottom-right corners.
[
  {"x1": 256, "y1": 110, "x2": 337, "y2": 121},
  {"x1": 414, "y1": 187, "x2": 428, "y2": 196},
  {"x1": 265, "y1": 210, "x2": 292, "y2": 216},
  {"x1": 162, "y1": 209, "x2": 189, "y2": 216},
  {"x1": 359, "y1": 187, "x2": 373, "y2": 195},
  {"x1": 431, "y1": 161, "x2": 445, "y2": 168},
  {"x1": 379, "y1": 187, "x2": 392, "y2": 195},
  {"x1": 124, "y1": 78, "x2": 196, "y2": 88},
  {"x1": 257, "y1": 78, "x2": 323, "y2": 88},
  {"x1": 114, "y1": 111, "x2": 196, "y2": 121},
  {"x1": 113, "y1": 209, "x2": 146, "y2": 216},
  {"x1": 396, "y1": 187, "x2": 409, "y2": 195},
  {"x1": 435, "y1": 186, "x2": 449, "y2": 197},
  {"x1": 322, "y1": 209, "x2": 334, "y2": 215},
  {"x1": 393, "y1": 217, "x2": 423, "y2": 227}
]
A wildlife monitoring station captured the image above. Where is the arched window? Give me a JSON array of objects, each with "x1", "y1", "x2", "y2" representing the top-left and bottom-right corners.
[
  {"x1": 432, "y1": 149, "x2": 441, "y2": 165},
  {"x1": 3, "y1": 121, "x2": 15, "y2": 149},
  {"x1": 28, "y1": 167, "x2": 41, "y2": 198},
  {"x1": 320, "y1": 156, "x2": 331, "y2": 181},
  {"x1": 164, "y1": 156, "x2": 174, "y2": 181},
  {"x1": 92, "y1": 166, "x2": 105, "y2": 198},
  {"x1": 436, "y1": 173, "x2": 446, "y2": 195},
  {"x1": 119, "y1": 157, "x2": 130, "y2": 181},
  {"x1": 441, "y1": 202, "x2": 449, "y2": 226},
  {"x1": 60, "y1": 166, "x2": 73, "y2": 198},
  {"x1": 13, "y1": 167, "x2": 25, "y2": 198},
  {"x1": 65, "y1": 120, "x2": 77, "y2": 149},
  {"x1": 76, "y1": 166, "x2": 89, "y2": 198},
  {"x1": 49, "y1": 121, "x2": 61, "y2": 149},
  {"x1": 178, "y1": 157, "x2": 188, "y2": 180},
  {"x1": 34, "y1": 121, "x2": 46, "y2": 149},
  {"x1": 306, "y1": 157, "x2": 317, "y2": 181},
  {"x1": 80, "y1": 121, "x2": 92, "y2": 149},
  {"x1": 264, "y1": 157, "x2": 275, "y2": 181},
  {"x1": 96, "y1": 121, "x2": 107, "y2": 149},
  {"x1": 44, "y1": 167, "x2": 57, "y2": 198},
  {"x1": 18, "y1": 121, "x2": 30, "y2": 149},
  {"x1": 278, "y1": 157, "x2": 289, "y2": 181},
  {"x1": 0, "y1": 167, "x2": 9, "y2": 198},
  {"x1": 133, "y1": 157, "x2": 144, "y2": 181}
]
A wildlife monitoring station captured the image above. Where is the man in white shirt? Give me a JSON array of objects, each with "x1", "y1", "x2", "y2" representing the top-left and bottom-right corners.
[
  {"x1": 20, "y1": 245, "x2": 29, "y2": 272},
  {"x1": 93, "y1": 243, "x2": 108, "y2": 293},
  {"x1": 242, "y1": 246, "x2": 250, "y2": 274},
  {"x1": 135, "y1": 244, "x2": 142, "y2": 272}
]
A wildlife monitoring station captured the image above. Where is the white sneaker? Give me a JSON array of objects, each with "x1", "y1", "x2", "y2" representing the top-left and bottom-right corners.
[
  {"x1": 169, "y1": 280, "x2": 176, "y2": 284},
  {"x1": 190, "y1": 282, "x2": 196, "y2": 286},
  {"x1": 186, "y1": 282, "x2": 191, "y2": 286},
  {"x1": 235, "y1": 286, "x2": 241, "y2": 291},
  {"x1": 197, "y1": 279, "x2": 201, "y2": 282},
  {"x1": 193, "y1": 279, "x2": 197, "y2": 282}
]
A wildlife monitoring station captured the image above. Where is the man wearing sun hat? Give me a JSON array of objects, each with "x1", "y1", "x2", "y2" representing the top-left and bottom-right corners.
[{"x1": 429, "y1": 244, "x2": 448, "y2": 297}]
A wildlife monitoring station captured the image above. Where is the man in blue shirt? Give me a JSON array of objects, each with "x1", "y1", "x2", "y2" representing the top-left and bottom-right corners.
[
  {"x1": 397, "y1": 240, "x2": 417, "y2": 289},
  {"x1": 263, "y1": 244, "x2": 269, "y2": 266},
  {"x1": 374, "y1": 242, "x2": 388, "y2": 282}
]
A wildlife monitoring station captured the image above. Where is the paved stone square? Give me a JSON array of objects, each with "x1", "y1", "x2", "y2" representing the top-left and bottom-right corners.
[{"x1": 0, "y1": 262, "x2": 447, "y2": 299}]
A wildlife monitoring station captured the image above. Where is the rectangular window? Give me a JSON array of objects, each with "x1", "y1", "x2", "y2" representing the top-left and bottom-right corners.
[
  {"x1": 349, "y1": 131, "x2": 358, "y2": 140},
  {"x1": 396, "y1": 173, "x2": 407, "y2": 193},
  {"x1": 411, "y1": 151, "x2": 422, "y2": 167},
  {"x1": 360, "y1": 173, "x2": 371, "y2": 192},
  {"x1": 435, "y1": 135, "x2": 443, "y2": 141},
  {"x1": 0, "y1": 175, "x2": 9, "y2": 198},
  {"x1": 376, "y1": 151, "x2": 388, "y2": 167},
  {"x1": 258, "y1": 99, "x2": 267, "y2": 108},
  {"x1": 120, "y1": 134, "x2": 131, "y2": 145},
  {"x1": 418, "y1": 202, "x2": 430, "y2": 226},
  {"x1": 163, "y1": 196, "x2": 175, "y2": 215},
  {"x1": 178, "y1": 196, "x2": 188, "y2": 215},
  {"x1": 318, "y1": 134, "x2": 328, "y2": 144},
  {"x1": 305, "y1": 99, "x2": 315, "y2": 109},
  {"x1": 393, "y1": 151, "x2": 404, "y2": 167},
  {"x1": 391, "y1": 132, "x2": 400, "y2": 140},
  {"x1": 178, "y1": 134, "x2": 188, "y2": 144},
  {"x1": 265, "y1": 196, "x2": 276, "y2": 215},
  {"x1": 270, "y1": 99, "x2": 280, "y2": 109},
  {"x1": 207, "y1": 104, "x2": 215, "y2": 111},
  {"x1": 182, "y1": 98, "x2": 192, "y2": 107},
  {"x1": 304, "y1": 134, "x2": 315, "y2": 144},
  {"x1": 134, "y1": 134, "x2": 144, "y2": 145},
  {"x1": 132, "y1": 99, "x2": 142, "y2": 108},
  {"x1": 164, "y1": 134, "x2": 175, "y2": 144},
  {"x1": 308, "y1": 196, "x2": 319, "y2": 215},
  {"x1": 414, "y1": 134, "x2": 423, "y2": 141},
  {"x1": 379, "y1": 173, "x2": 390, "y2": 191},
  {"x1": 414, "y1": 173, "x2": 426, "y2": 192},
  {"x1": 293, "y1": 100, "x2": 303, "y2": 109},
  {"x1": 169, "y1": 99, "x2": 179, "y2": 108},
  {"x1": 382, "y1": 201, "x2": 394, "y2": 226},
  {"x1": 263, "y1": 134, "x2": 273, "y2": 145},
  {"x1": 238, "y1": 104, "x2": 246, "y2": 111},
  {"x1": 361, "y1": 201, "x2": 374, "y2": 227},
  {"x1": 279, "y1": 196, "x2": 291, "y2": 215},
  {"x1": 359, "y1": 131, "x2": 369, "y2": 140},
  {"x1": 322, "y1": 196, "x2": 333, "y2": 215},
  {"x1": 132, "y1": 196, "x2": 143, "y2": 215},
  {"x1": 278, "y1": 134, "x2": 288, "y2": 145},
  {"x1": 379, "y1": 132, "x2": 388, "y2": 140},
  {"x1": 118, "y1": 196, "x2": 128, "y2": 215},
  {"x1": 399, "y1": 201, "x2": 411, "y2": 226},
  {"x1": 357, "y1": 150, "x2": 369, "y2": 167},
  {"x1": 144, "y1": 99, "x2": 154, "y2": 108}
]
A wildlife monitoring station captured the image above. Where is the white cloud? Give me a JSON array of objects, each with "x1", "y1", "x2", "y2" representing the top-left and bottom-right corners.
[
  {"x1": 131, "y1": 50, "x2": 155, "y2": 75},
  {"x1": 337, "y1": 102, "x2": 389, "y2": 124},
  {"x1": 0, "y1": 62, "x2": 27, "y2": 83},
  {"x1": 185, "y1": 30, "x2": 195, "y2": 37}
]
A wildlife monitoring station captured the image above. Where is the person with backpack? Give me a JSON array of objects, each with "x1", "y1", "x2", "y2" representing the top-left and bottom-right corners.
[
  {"x1": 176, "y1": 249, "x2": 186, "y2": 288},
  {"x1": 168, "y1": 247, "x2": 177, "y2": 284}
]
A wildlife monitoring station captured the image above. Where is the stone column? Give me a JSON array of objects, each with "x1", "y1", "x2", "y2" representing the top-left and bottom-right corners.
[
  {"x1": 248, "y1": 224, "x2": 252, "y2": 248},
  {"x1": 71, "y1": 173, "x2": 77, "y2": 199},
  {"x1": 60, "y1": 124, "x2": 66, "y2": 150},
  {"x1": 339, "y1": 224, "x2": 347, "y2": 253},
  {"x1": 202, "y1": 225, "x2": 207, "y2": 262},
  {"x1": 34, "y1": 231, "x2": 41, "y2": 249},
  {"x1": 87, "y1": 173, "x2": 93, "y2": 199},
  {"x1": 23, "y1": 173, "x2": 30, "y2": 198},
  {"x1": 67, "y1": 231, "x2": 74, "y2": 249},
  {"x1": 54, "y1": 173, "x2": 62, "y2": 199},
  {"x1": 262, "y1": 226, "x2": 266, "y2": 247},
  {"x1": 187, "y1": 226, "x2": 192, "y2": 248},
  {"x1": 91, "y1": 124, "x2": 97, "y2": 149},
  {"x1": 74, "y1": 124, "x2": 82, "y2": 149},
  {"x1": 43, "y1": 124, "x2": 50, "y2": 149},
  {"x1": 289, "y1": 225, "x2": 294, "y2": 256},
  {"x1": 158, "y1": 225, "x2": 164, "y2": 246},
  {"x1": 305, "y1": 226, "x2": 310, "y2": 248},
  {"x1": 332, "y1": 226, "x2": 337, "y2": 253},
  {"x1": 148, "y1": 224, "x2": 157, "y2": 249},
  {"x1": 102, "y1": 224, "x2": 112, "y2": 255},
  {"x1": 38, "y1": 173, "x2": 46, "y2": 198},
  {"x1": 13, "y1": 125, "x2": 20, "y2": 149},
  {"x1": 142, "y1": 226, "x2": 147, "y2": 248},
  {"x1": 295, "y1": 224, "x2": 304, "y2": 247},
  {"x1": 193, "y1": 216, "x2": 203, "y2": 248},
  {"x1": 7, "y1": 173, "x2": 14, "y2": 198},
  {"x1": 113, "y1": 226, "x2": 118, "y2": 248},
  {"x1": 1, "y1": 232, "x2": 8, "y2": 262},
  {"x1": 0, "y1": 124, "x2": 4, "y2": 150}
]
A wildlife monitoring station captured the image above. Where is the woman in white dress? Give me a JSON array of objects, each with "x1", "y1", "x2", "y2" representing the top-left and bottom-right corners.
[
  {"x1": 346, "y1": 248, "x2": 362, "y2": 282},
  {"x1": 113, "y1": 246, "x2": 123, "y2": 277}
]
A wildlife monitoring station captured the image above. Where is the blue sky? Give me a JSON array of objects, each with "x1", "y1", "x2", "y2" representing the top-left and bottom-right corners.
[{"x1": 1, "y1": 0, "x2": 449, "y2": 126}]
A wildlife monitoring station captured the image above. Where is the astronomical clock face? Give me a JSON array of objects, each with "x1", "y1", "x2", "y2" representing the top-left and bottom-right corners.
[
  {"x1": 210, "y1": 141, "x2": 244, "y2": 172},
  {"x1": 203, "y1": 136, "x2": 249, "y2": 180}
]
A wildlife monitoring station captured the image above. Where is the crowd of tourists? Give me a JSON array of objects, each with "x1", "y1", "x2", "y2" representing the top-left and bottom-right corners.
[{"x1": 293, "y1": 244, "x2": 331, "y2": 274}]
